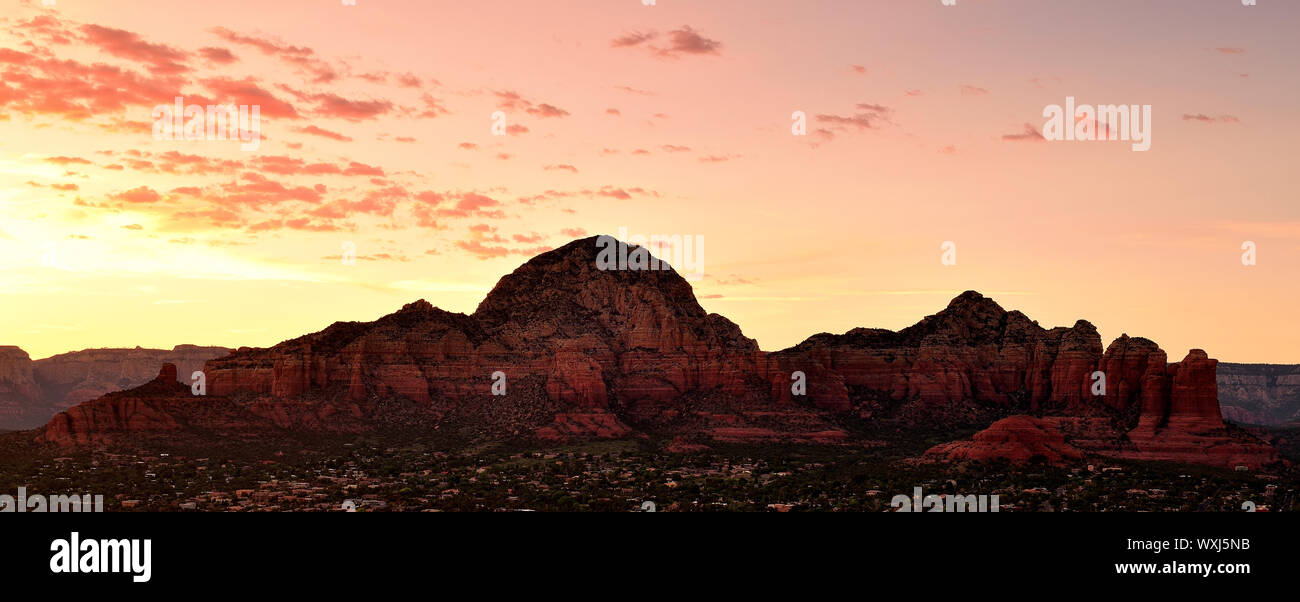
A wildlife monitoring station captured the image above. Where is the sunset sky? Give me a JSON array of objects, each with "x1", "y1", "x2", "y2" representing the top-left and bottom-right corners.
[{"x1": 2, "y1": 0, "x2": 1298, "y2": 362}]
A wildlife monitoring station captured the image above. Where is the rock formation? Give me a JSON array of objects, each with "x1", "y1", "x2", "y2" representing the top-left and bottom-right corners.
[
  {"x1": 769, "y1": 292, "x2": 1105, "y2": 420},
  {"x1": 924, "y1": 416, "x2": 1085, "y2": 464},
  {"x1": 43, "y1": 364, "x2": 189, "y2": 446},
  {"x1": 774, "y1": 294, "x2": 1277, "y2": 468},
  {"x1": 29, "y1": 237, "x2": 1283, "y2": 469},
  {"x1": 200, "y1": 238, "x2": 803, "y2": 441},
  {"x1": 925, "y1": 349, "x2": 1279, "y2": 469}
]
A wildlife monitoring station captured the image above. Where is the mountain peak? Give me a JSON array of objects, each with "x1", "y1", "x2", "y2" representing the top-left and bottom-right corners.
[
  {"x1": 945, "y1": 290, "x2": 1005, "y2": 313},
  {"x1": 895, "y1": 290, "x2": 1012, "y2": 344},
  {"x1": 398, "y1": 299, "x2": 435, "y2": 314},
  {"x1": 950, "y1": 289, "x2": 989, "y2": 303},
  {"x1": 473, "y1": 236, "x2": 704, "y2": 326}
]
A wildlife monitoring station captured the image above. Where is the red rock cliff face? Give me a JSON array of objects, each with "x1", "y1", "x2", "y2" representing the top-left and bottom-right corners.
[
  {"x1": 925, "y1": 347, "x2": 1278, "y2": 469},
  {"x1": 1096, "y1": 334, "x2": 1167, "y2": 413},
  {"x1": 770, "y1": 292, "x2": 1105, "y2": 419},
  {"x1": 42, "y1": 365, "x2": 189, "y2": 446},
  {"x1": 779, "y1": 293, "x2": 1276, "y2": 468},
  {"x1": 1111, "y1": 350, "x2": 1276, "y2": 468},
  {"x1": 1132, "y1": 349, "x2": 1221, "y2": 433}
]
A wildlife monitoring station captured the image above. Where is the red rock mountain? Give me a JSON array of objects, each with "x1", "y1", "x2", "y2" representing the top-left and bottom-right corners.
[
  {"x1": 195, "y1": 237, "x2": 829, "y2": 443},
  {"x1": 32, "y1": 238, "x2": 1281, "y2": 469},
  {"x1": 768, "y1": 292, "x2": 1104, "y2": 420},
  {"x1": 0, "y1": 345, "x2": 230, "y2": 430}
]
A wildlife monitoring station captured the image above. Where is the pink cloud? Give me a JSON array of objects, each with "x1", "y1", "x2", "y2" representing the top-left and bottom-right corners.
[
  {"x1": 1183, "y1": 113, "x2": 1241, "y2": 124},
  {"x1": 1002, "y1": 123, "x2": 1045, "y2": 142},
  {"x1": 612, "y1": 26, "x2": 722, "y2": 58}
]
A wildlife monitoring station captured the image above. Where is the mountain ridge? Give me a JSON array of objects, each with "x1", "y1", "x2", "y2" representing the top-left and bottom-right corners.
[{"x1": 23, "y1": 237, "x2": 1283, "y2": 469}]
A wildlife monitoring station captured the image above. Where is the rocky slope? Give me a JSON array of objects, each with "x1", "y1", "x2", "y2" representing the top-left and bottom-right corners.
[
  {"x1": 0, "y1": 345, "x2": 230, "y2": 429},
  {"x1": 29, "y1": 237, "x2": 1283, "y2": 469}
]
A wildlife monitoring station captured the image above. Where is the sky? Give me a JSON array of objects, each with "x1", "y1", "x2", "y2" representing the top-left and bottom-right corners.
[{"x1": 1, "y1": 0, "x2": 1298, "y2": 362}]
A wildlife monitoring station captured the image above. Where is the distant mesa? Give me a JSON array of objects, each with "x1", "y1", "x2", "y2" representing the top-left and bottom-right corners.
[
  {"x1": 1216, "y1": 363, "x2": 1300, "y2": 426},
  {"x1": 0, "y1": 345, "x2": 229, "y2": 430}
]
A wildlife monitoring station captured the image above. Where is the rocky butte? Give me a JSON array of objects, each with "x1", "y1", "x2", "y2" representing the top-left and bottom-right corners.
[{"x1": 32, "y1": 237, "x2": 1280, "y2": 469}]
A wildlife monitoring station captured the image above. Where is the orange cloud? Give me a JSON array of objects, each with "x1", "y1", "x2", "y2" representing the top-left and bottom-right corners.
[{"x1": 293, "y1": 125, "x2": 352, "y2": 142}]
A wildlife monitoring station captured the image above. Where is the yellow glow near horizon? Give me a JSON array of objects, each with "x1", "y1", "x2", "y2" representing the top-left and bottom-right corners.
[{"x1": 2, "y1": 1, "x2": 1299, "y2": 363}]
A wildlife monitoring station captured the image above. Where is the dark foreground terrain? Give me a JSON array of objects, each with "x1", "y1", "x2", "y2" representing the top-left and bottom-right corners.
[{"x1": 4, "y1": 425, "x2": 1297, "y2": 512}]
